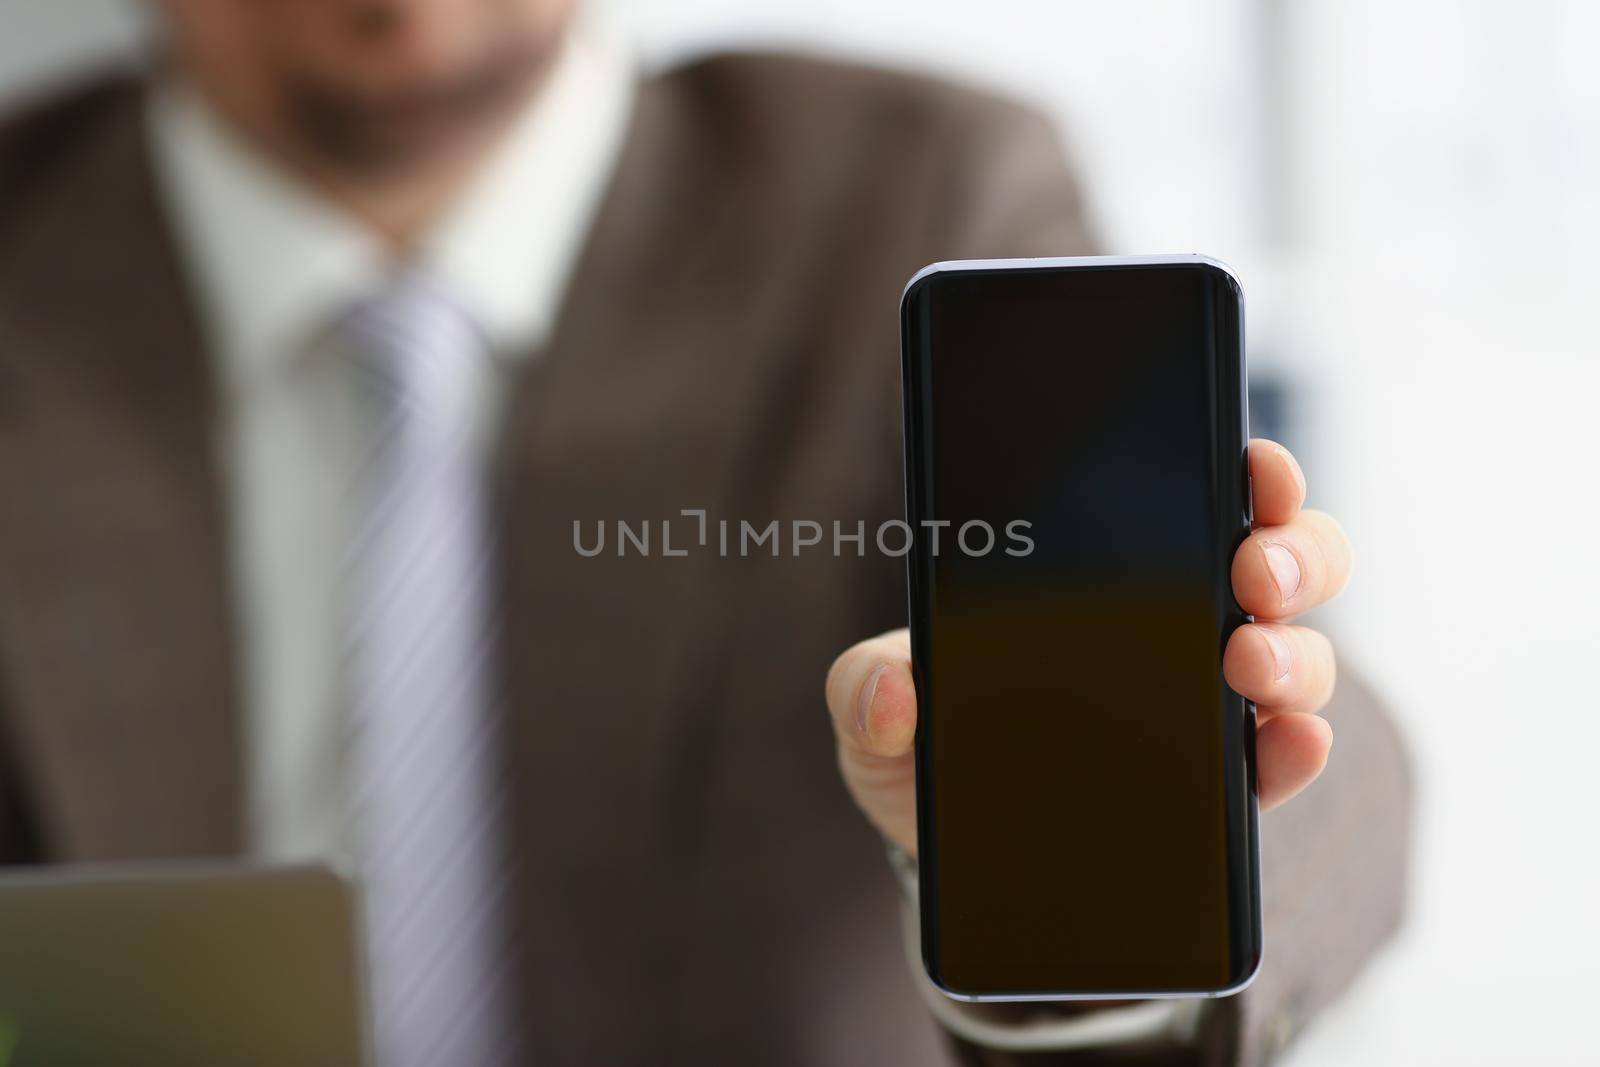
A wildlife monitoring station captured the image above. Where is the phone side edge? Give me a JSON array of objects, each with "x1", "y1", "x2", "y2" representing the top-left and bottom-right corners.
[{"x1": 899, "y1": 266, "x2": 945, "y2": 995}]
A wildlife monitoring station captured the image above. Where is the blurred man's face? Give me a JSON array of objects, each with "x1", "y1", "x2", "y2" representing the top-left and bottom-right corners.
[{"x1": 157, "y1": 0, "x2": 573, "y2": 175}]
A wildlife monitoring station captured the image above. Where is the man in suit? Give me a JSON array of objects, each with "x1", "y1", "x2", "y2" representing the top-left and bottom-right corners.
[{"x1": 0, "y1": 1, "x2": 1410, "y2": 1064}]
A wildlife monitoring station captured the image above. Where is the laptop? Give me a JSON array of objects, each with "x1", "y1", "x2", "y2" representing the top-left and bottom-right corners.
[{"x1": 0, "y1": 863, "x2": 367, "y2": 1066}]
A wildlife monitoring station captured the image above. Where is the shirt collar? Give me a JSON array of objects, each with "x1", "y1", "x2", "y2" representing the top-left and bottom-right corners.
[
  {"x1": 146, "y1": 19, "x2": 634, "y2": 395},
  {"x1": 424, "y1": 23, "x2": 633, "y2": 361}
]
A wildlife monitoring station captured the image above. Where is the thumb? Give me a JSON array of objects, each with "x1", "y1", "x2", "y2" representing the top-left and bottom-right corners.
[{"x1": 824, "y1": 629, "x2": 920, "y2": 854}]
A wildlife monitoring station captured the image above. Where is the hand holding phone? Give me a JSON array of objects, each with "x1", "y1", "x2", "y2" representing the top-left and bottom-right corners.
[{"x1": 825, "y1": 256, "x2": 1352, "y2": 1002}]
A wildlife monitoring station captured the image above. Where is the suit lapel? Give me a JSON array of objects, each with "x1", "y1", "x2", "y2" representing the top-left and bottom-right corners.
[
  {"x1": 490, "y1": 76, "x2": 800, "y2": 1050},
  {"x1": 0, "y1": 82, "x2": 243, "y2": 858}
]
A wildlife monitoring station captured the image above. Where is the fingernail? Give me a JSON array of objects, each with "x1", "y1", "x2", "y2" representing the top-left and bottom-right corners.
[
  {"x1": 1259, "y1": 626, "x2": 1292, "y2": 680},
  {"x1": 857, "y1": 664, "x2": 889, "y2": 740},
  {"x1": 1260, "y1": 541, "x2": 1303, "y2": 606}
]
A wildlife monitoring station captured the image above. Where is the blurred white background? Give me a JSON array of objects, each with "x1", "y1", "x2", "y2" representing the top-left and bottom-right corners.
[{"x1": 3, "y1": 1, "x2": 1597, "y2": 1063}]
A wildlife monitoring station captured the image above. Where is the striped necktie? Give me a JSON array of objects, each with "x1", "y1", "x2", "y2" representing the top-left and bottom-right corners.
[{"x1": 341, "y1": 272, "x2": 517, "y2": 1066}]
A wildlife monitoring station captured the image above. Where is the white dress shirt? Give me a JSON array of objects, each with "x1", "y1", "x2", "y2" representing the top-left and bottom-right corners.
[{"x1": 146, "y1": 22, "x2": 634, "y2": 864}]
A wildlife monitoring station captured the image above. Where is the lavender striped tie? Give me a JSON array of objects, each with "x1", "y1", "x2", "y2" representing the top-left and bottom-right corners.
[{"x1": 341, "y1": 273, "x2": 517, "y2": 1066}]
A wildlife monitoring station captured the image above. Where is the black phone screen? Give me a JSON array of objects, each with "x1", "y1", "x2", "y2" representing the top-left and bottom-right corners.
[{"x1": 900, "y1": 259, "x2": 1259, "y2": 998}]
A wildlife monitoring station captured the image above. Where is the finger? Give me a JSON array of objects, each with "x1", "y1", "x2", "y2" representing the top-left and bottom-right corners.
[
  {"x1": 1248, "y1": 438, "x2": 1307, "y2": 528},
  {"x1": 824, "y1": 628, "x2": 916, "y2": 759},
  {"x1": 1222, "y1": 623, "x2": 1337, "y2": 717},
  {"x1": 1257, "y1": 712, "x2": 1333, "y2": 811},
  {"x1": 1232, "y1": 509, "x2": 1353, "y2": 620}
]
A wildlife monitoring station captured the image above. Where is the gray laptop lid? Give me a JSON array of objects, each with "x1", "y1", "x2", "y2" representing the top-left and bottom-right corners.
[{"x1": 0, "y1": 864, "x2": 366, "y2": 1066}]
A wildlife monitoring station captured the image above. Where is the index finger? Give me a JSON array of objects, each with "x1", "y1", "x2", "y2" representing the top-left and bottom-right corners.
[{"x1": 1249, "y1": 438, "x2": 1308, "y2": 528}]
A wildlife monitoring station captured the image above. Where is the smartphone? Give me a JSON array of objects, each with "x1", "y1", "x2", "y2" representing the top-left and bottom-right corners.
[{"x1": 899, "y1": 255, "x2": 1260, "y2": 1000}]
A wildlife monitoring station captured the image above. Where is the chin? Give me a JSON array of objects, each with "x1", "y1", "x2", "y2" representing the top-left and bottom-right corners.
[{"x1": 282, "y1": 37, "x2": 552, "y2": 175}]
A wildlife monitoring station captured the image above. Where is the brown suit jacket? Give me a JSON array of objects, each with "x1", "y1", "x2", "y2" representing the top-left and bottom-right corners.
[{"x1": 0, "y1": 54, "x2": 1411, "y2": 1066}]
